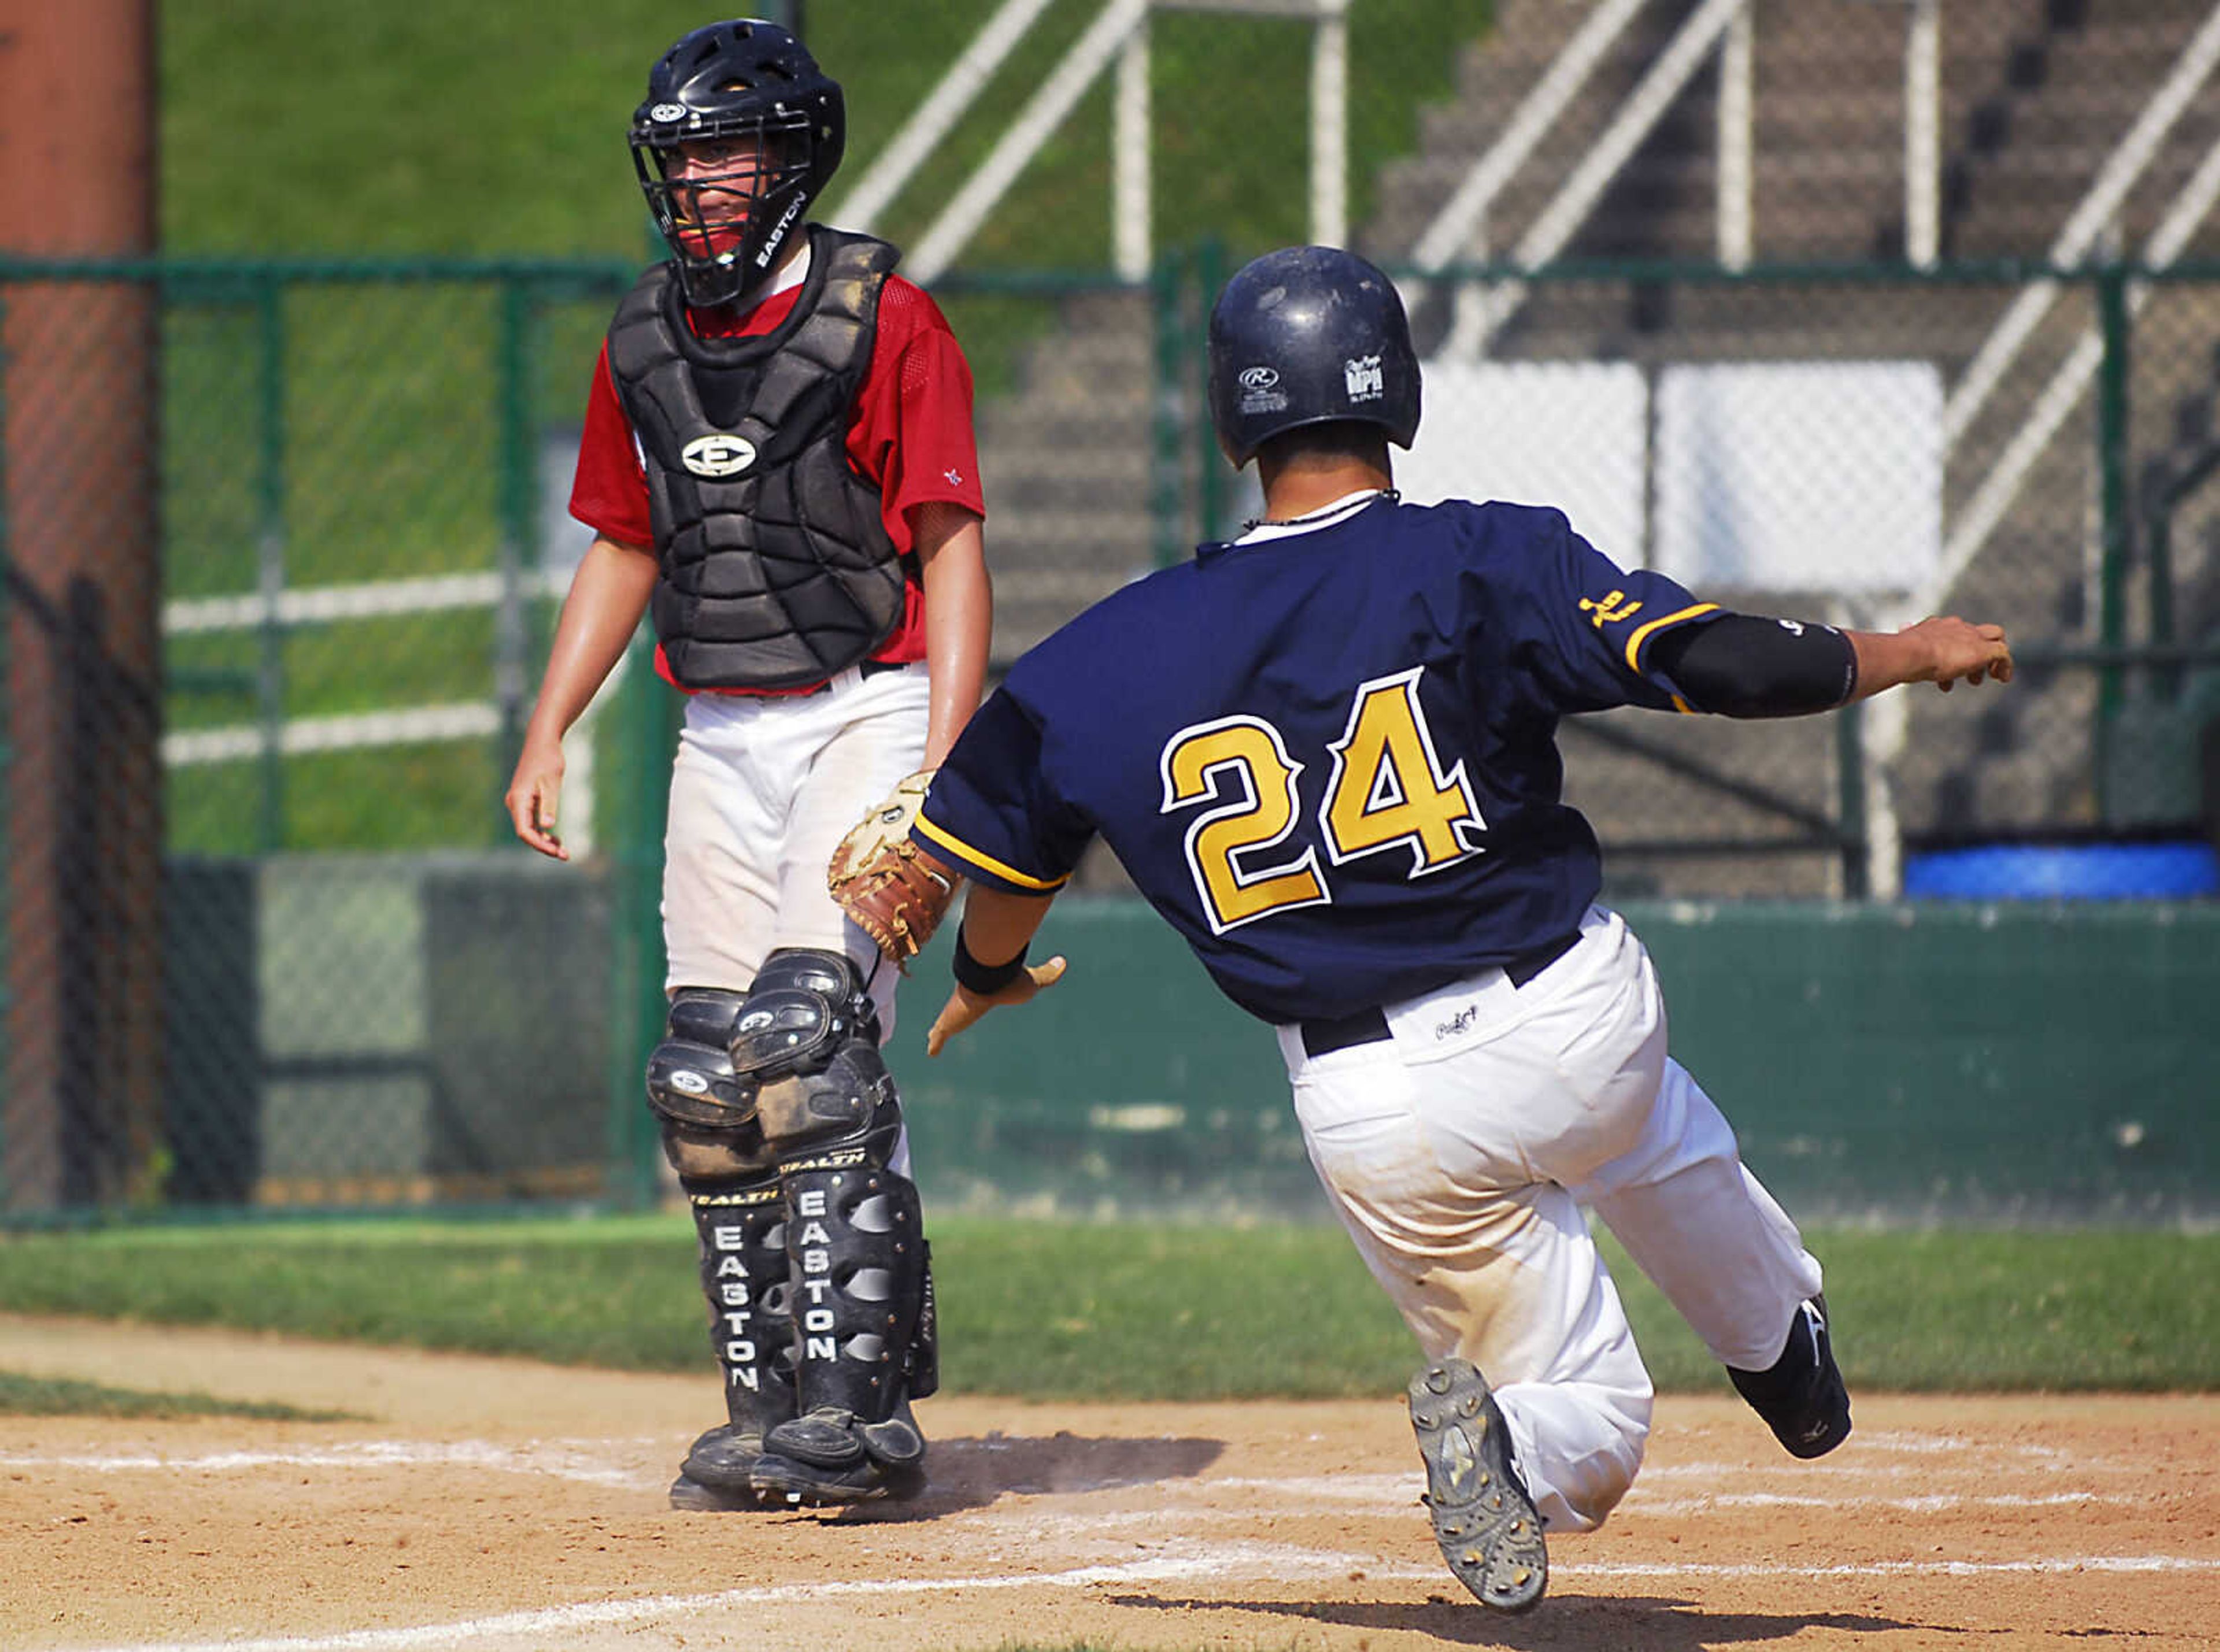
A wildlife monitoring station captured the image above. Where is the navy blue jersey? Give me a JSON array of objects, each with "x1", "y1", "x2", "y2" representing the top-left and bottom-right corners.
[{"x1": 917, "y1": 494, "x2": 1722, "y2": 1025}]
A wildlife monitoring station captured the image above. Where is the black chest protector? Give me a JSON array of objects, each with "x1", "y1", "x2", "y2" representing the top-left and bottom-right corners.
[{"x1": 606, "y1": 226, "x2": 908, "y2": 690}]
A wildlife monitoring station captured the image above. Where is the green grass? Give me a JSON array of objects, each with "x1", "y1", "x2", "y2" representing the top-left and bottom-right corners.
[
  {"x1": 0, "y1": 1371, "x2": 358, "y2": 1423},
  {"x1": 3, "y1": 1217, "x2": 2214, "y2": 1403},
  {"x1": 161, "y1": 1, "x2": 1486, "y2": 265}
]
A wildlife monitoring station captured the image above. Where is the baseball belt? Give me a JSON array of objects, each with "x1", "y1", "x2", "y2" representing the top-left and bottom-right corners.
[{"x1": 1298, "y1": 929, "x2": 1583, "y2": 1060}]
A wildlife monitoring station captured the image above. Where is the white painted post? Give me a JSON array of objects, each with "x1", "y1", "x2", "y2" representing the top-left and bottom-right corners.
[
  {"x1": 1311, "y1": 0, "x2": 1349, "y2": 249},
  {"x1": 1717, "y1": 0, "x2": 1753, "y2": 269},
  {"x1": 1115, "y1": 16, "x2": 1152, "y2": 280},
  {"x1": 1906, "y1": 0, "x2": 1941, "y2": 268}
]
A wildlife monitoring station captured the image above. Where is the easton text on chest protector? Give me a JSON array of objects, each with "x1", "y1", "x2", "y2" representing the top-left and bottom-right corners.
[{"x1": 608, "y1": 227, "x2": 908, "y2": 690}]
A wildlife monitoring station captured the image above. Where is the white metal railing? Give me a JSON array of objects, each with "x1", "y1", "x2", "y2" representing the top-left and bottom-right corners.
[
  {"x1": 831, "y1": 0, "x2": 1061, "y2": 236},
  {"x1": 832, "y1": 0, "x2": 1349, "y2": 287},
  {"x1": 1415, "y1": 0, "x2": 1957, "y2": 351},
  {"x1": 1875, "y1": 2, "x2": 2220, "y2": 901},
  {"x1": 163, "y1": 569, "x2": 565, "y2": 636},
  {"x1": 1437, "y1": 0, "x2": 1748, "y2": 360},
  {"x1": 1930, "y1": 127, "x2": 2220, "y2": 613},
  {"x1": 1941, "y1": 0, "x2": 2220, "y2": 456},
  {"x1": 161, "y1": 562, "x2": 620, "y2": 851},
  {"x1": 161, "y1": 701, "x2": 505, "y2": 768},
  {"x1": 1408, "y1": 0, "x2": 1647, "y2": 278}
]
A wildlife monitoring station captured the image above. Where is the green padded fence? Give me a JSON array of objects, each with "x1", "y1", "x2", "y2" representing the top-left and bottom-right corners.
[{"x1": 889, "y1": 897, "x2": 2220, "y2": 1226}]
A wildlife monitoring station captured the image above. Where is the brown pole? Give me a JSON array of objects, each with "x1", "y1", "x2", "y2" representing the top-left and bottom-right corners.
[{"x1": 1, "y1": 0, "x2": 164, "y2": 1210}]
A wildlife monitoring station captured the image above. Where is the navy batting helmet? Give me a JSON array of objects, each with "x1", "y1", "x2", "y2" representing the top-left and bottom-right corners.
[
  {"x1": 1207, "y1": 246, "x2": 1420, "y2": 468},
  {"x1": 631, "y1": 19, "x2": 846, "y2": 308}
]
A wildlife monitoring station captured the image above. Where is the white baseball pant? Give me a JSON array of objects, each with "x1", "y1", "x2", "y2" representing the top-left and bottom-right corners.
[
  {"x1": 1275, "y1": 903, "x2": 1824, "y2": 1533},
  {"x1": 662, "y1": 660, "x2": 930, "y2": 1099}
]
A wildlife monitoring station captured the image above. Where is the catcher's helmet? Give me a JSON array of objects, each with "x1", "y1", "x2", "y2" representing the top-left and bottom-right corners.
[
  {"x1": 1206, "y1": 245, "x2": 1420, "y2": 468},
  {"x1": 631, "y1": 19, "x2": 846, "y2": 308}
]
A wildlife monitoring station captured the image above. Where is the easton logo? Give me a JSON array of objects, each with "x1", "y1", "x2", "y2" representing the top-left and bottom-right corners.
[
  {"x1": 1238, "y1": 366, "x2": 1280, "y2": 391},
  {"x1": 650, "y1": 102, "x2": 689, "y2": 123},
  {"x1": 683, "y1": 434, "x2": 757, "y2": 477},
  {"x1": 754, "y1": 194, "x2": 808, "y2": 265},
  {"x1": 669, "y1": 1069, "x2": 711, "y2": 1094}
]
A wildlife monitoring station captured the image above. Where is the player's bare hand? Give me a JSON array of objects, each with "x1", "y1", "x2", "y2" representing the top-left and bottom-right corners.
[
  {"x1": 925, "y1": 956, "x2": 1068, "y2": 1057},
  {"x1": 505, "y1": 736, "x2": 569, "y2": 861},
  {"x1": 1906, "y1": 615, "x2": 2012, "y2": 692}
]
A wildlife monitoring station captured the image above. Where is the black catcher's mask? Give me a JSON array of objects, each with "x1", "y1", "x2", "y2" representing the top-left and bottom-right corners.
[
  {"x1": 631, "y1": 18, "x2": 846, "y2": 309},
  {"x1": 1207, "y1": 245, "x2": 1422, "y2": 469}
]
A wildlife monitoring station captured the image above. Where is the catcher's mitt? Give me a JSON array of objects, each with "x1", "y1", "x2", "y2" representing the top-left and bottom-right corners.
[{"x1": 827, "y1": 768, "x2": 959, "y2": 966}]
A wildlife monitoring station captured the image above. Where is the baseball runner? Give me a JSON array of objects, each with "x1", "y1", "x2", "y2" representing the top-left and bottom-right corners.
[
  {"x1": 868, "y1": 247, "x2": 2012, "y2": 1609},
  {"x1": 504, "y1": 17, "x2": 989, "y2": 1510}
]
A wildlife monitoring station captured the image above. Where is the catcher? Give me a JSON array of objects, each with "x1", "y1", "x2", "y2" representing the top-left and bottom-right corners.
[{"x1": 504, "y1": 18, "x2": 987, "y2": 1509}]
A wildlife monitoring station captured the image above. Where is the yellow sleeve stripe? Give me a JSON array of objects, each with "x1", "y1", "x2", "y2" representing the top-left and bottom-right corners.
[
  {"x1": 915, "y1": 813, "x2": 1071, "y2": 892},
  {"x1": 1621, "y1": 601, "x2": 1719, "y2": 675}
]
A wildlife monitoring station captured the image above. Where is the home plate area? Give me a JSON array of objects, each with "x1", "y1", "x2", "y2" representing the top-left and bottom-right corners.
[{"x1": 4, "y1": 1334, "x2": 2216, "y2": 1652}]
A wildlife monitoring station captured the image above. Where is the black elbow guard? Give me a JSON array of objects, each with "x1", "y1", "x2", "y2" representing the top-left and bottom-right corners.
[{"x1": 1652, "y1": 614, "x2": 1858, "y2": 718}]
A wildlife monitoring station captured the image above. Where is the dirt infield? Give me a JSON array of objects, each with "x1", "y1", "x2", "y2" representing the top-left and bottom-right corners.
[{"x1": 4, "y1": 1314, "x2": 2217, "y2": 1651}]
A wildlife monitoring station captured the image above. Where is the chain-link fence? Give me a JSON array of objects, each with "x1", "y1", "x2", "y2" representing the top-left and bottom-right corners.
[
  {"x1": 3, "y1": 252, "x2": 2213, "y2": 1226},
  {"x1": 9, "y1": 1, "x2": 2220, "y2": 1224}
]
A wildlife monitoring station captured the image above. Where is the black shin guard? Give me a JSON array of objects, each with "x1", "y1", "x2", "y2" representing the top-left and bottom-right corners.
[
  {"x1": 677, "y1": 1166, "x2": 798, "y2": 1492},
  {"x1": 648, "y1": 985, "x2": 802, "y2": 1509},
  {"x1": 756, "y1": 1160, "x2": 931, "y2": 1496},
  {"x1": 732, "y1": 949, "x2": 938, "y2": 1503}
]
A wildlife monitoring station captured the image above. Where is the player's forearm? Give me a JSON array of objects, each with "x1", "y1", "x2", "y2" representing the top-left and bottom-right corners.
[
  {"x1": 958, "y1": 883, "x2": 1054, "y2": 968},
  {"x1": 1844, "y1": 616, "x2": 2014, "y2": 700},
  {"x1": 915, "y1": 509, "x2": 990, "y2": 766},
  {"x1": 525, "y1": 535, "x2": 660, "y2": 742}
]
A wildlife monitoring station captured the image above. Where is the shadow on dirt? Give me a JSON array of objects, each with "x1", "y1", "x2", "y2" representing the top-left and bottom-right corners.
[
  {"x1": 807, "y1": 1430, "x2": 1225, "y2": 1523},
  {"x1": 1109, "y1": 1592, "x2": 1917, "y2": 1646}
]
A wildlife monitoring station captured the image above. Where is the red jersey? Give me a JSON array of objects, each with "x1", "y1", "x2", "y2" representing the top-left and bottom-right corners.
[{"x1": 569, "y1": 258, "x2": 986, "y2": 692}]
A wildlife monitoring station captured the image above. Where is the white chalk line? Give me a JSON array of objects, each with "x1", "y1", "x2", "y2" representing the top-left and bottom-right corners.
[
  {"x1": 1568, "y1": 1555, "x2": 2220, "y2": 1579},
  {"x1": 38, "y1": 1542, "x2": 1381, "y2": 1652},
  {"x1": 1627, "y1": 1489, "x2": 2103, "y2": 1516},
  {"x1": 0, "y1": 1439, "x2": 664, "y2": 1490},
  {"x1": 44, "y1": 1547, "x2": 2220, "y2": 1652},
  {"x1": 5, "y1": 1442, "x2": 2146, "y2": 1519}
]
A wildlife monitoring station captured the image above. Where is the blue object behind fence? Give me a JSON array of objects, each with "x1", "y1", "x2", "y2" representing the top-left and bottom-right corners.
[{"x1": 1903, "y1": 842, "x2": 2220, "y2": 899}]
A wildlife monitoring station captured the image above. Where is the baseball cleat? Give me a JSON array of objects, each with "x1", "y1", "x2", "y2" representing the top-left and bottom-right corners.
[
  {"x1": 667, "y1": 1471, "x2": 766, "y2": 1513},
  {"x1": 749, "y1": 1406, "x2": 927, "y2": 1506},
  {"x1": 1728, "y1": 1295, "x2": 1852, "y2": 1460},
  {"x1": 1408, "y1": 1359, "x2": 1548, "y2": 1613},
  {"x1": 679, "y1": 1422, "x2": 771, "y2": 1502},
  {"x1": 748, "y1": 1450, "x2": 926, "y2": 1506}
]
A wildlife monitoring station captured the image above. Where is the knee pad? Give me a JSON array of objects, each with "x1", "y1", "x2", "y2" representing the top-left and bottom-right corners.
[
  {"x1": 647, "y1": 987, "x2": 759, "y2": 1131},
  {"x1": 735, "y1": 950, "x2": 899, "y2": 1160}
]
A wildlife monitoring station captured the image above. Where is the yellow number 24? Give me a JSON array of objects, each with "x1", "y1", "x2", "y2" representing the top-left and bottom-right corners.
[{"x1": 1159, "y1": 669, "x2": 1486, "y2": 935}]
